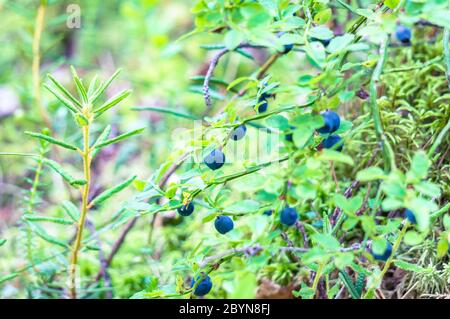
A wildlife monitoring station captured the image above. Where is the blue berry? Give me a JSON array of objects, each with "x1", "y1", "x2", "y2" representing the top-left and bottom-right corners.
[
  {"x1": 285, "y1": 126, "x2": 296, "y2": 142},
  {"x1": 204, "y1": 149, "x2": 225, "y2": 170},
  {"x1": 190, "y1": 274, "x2": 212, "y2": 296},
  {"x1": 405, "y1": 209, "x2": 417, "y2": 224},
  {"x1": 231, "y1": 125, "x2": 247, "y2": 141},
  {"x1": 280, "y1": 206, "x2": 298, "y2": 226},
  {"x1": 371, "y1": 242, "x2": 393, "y2": 261},
  {"x1": 263, "y1": 209, "x2": 273, "y2": 216},
  {"x1": 282, "y1": 43, "x2": 294, "y2": 53},
  {"x1": 258, "y1": 98, "x2": 268, "y2": 113},
  {"x1": 318, "y1": 110, "x2": 340, "y2": 134},
  {"x1": 214, "y1": 215, "x2": 234, "y2": 234},
  {"x1": 396, "y1": 25, "x2": 411, "y2": 44},
  {"x1": 177, "y1": 202, "x2": 194, "y2": 216},
  {"x1": 321, "y1": 135, "x2": 343, "y2": 152},
  {"x1": 311, "y1": 37, "x2": 331, "y2": 46}
]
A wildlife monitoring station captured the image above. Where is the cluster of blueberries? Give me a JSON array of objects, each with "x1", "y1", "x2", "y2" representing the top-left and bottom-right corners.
[{"x1": 183, "y1": 29, "x2": 414, "y2": 295}]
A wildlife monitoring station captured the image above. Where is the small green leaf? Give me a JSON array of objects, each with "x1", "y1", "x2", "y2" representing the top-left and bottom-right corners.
[
  {"x1": 94, "y1": 127, "x2": 144, "y2": 149},
  {"x1": 437, "y1": 237, "x2": 449, "y2": 258},
  {"x1": 89, "y1": 175, "x2": 137, "y2": 207},
  {"x1": 91, "y1": 69, "x2": 123, "y2": 104},
  {"x1": 385, "y1": 0, "x2": 400, "y2": 9},
  {"x1": 317, "y1": 149, "x2": 354, "y2": 166},
  {"x1": 314, "y1": 8, "x2": 332, "y2": 24},
  {"x1": 356, "y1": 166, "x2": 386, "y2": 182},
  {"x1": 42, "y1": 159, "x2": 86, "y2": 187},
  {"x1": 24, "y1": 215, "x2": 74, "y2": 225},
  {"x1": 404, "y1": 230, "x2": 425, "y2": 246},
  {"x1": 62, "y1": 200, "x2": 80, "y2": 222},
  {"x1": 47, "y1": 74, "x2": 82, "y2": 109},
  {"x1": 44, "y1": 83, "x2": 79, "y2": 114},
  {"x1": 25, "y1": 131, "x2": 78, "y2": 151},
  {"x1": 92, "y1": 125, "x2": 112, "y2": 158},
  {"x1": 0, "y1": 239, "x2": 6, "y2": 247},
  {"x1": 93, "y1": 89, "x2": 132, "y2": 118}
]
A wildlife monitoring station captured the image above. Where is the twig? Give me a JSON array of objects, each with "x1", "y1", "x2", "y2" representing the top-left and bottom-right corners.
[
  {"x1": 85, "y1": 220, "x2": 112, "y2": 299},
  {"x1": 295, "y1": 221, "x2": 310, "y2": 248}
]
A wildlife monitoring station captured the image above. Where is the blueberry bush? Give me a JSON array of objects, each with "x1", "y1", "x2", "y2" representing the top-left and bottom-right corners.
[{"x1": 0, "y1": 0, "x2": 449, "y2": 299}]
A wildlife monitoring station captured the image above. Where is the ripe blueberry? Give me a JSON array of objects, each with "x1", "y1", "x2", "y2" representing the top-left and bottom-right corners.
[
  {"x1": 318, "y1": 110, "x2": 340, "y2": 134},
  {"x1": 285, "y1": 126, "x2": 295, "y2": 142},
  {"x1": 177, "y1": 202, "x2": 194, "y2": 216},
  {"x1": 263, "y1": 209, "x2": 273, "y2": 216},
  {"x1": 204, "y1": 149, "x2": 225, "y2": 170},
  {"x1": 282, "y1": 43, "x2": 294, "y2": 54},
  {"x1": 190, "y1": 274, "x2": 212, "y2": 296},
  {"x1": 310, "y1": 37, "x2": 331, "y2": 46},
  {"x1": 280, "y1": 206, "x2": 298, "y2": 226},
  {"x1": 405, "y1": 209, "x2": 416, "y2": 224},
  {"x1": 321, "y1": 135, "x2": 343, "y2": 152},
  {"x1": 371, "y1": 241, "x2": 393, "y2": 261},
  {"x1": 214, "y1": 215, "x2": 234, "y2": 234},
  {"x1": 231, "y1": 124, "x2": 247, "y2": 141},
  {"x1": 395, "y1": 25, "x2": 411, "y2": 44},
  {"x1": 257, "y1": 98, "x2": 268, "y2": 113}
]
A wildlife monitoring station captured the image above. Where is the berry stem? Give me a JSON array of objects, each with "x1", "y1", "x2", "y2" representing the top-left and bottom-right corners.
[{"x1": 69, "y1": 123, "x2": 92, "y2": 299}]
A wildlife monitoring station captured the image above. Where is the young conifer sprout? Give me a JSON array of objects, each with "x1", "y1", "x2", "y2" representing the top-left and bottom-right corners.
[{"x1": 35, "y1": 67, "x2": 141, "y2": 298}]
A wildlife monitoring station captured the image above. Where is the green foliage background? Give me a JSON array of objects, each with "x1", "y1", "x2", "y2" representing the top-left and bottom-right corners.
[{"x1": 0, "y1": 0, "x2": 449, "y2": 299}]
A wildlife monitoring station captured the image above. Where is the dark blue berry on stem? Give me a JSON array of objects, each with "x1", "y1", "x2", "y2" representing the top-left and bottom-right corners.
[
  {"x1": 190, "y1": 274, "x2": 212, "y2": 296},
  {"x1": 280, "y1": 206, "x2": 298, "y2": 226},
  {"x1": 321, "y1": 135, "x2": 343, "y2": 152},
  {"x1": 371, "y1": 242, "x2": 393, "y2": 261},
  {"x1": 204, "y1": 149, "x2": 225, "y2": 170},
  {"x1": 214, "y1": 215, "x2": 234, "y2": 234},
  {"x1": 263, "y1": 209, "x2": 273, "y2": 216},
  {"x1": 257, "y1": 98, "x2": 268, "y2": 113},
  {"x1": 405, "y1": 209, "x2": 416, "y2": 224},
  {"x1": 395, "y1": 25, "x2": 411, "y2": 44},
  {"x1": 282, "y1": 43, "x2": 294, "y2": 54},
  {"x1": 318, "y1": 110, "x2": 340, "y2": 134},
  {"x1": 231, "y1": 124, "x2": 247, "y2": 141},
  {"x1": 177, "y1": 202, "x2": 194, "y2": 216}
]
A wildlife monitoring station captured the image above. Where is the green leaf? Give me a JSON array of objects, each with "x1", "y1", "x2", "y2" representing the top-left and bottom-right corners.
[
  {"x1": 293, "y1": 127, "x2": 314, "y2": 149},
  {"x1": 309, "y1": 26, "x2": 334, "y2": 40},
  {"x1": 224, "y1": 199, "x2": 260, "y2": 214},
  {"x1": 44, "y1": 83, "x2": 79, "y2": 114},
  {"x1": 24, "y1": 215, "x2": 74, "y2": 225},
  {"x1": 62, "y1": 200, "x2": 80, "y2": 222},
  {"x1": 339, "y1": 271, "x2": 359, "y2": 299},
  {"x1": 25, "y1": 131, "x2": 78, "y2": 151},
  {"x1": 91, "y1": 69, "x2": 123, "y2": 104},
  {"x1": 224, "y1": 29, "x2": 245, "y2": 50},
  {"x1": 312, "y1": 233, "x2": 341, "y2": 250},
  {"x1": 70, "y1": 66, "x2": 89, "y2": 104},
  {"x1": 89, "y1": 175, "x2": 137, "y2": 207},
  {"x1": 47, "y1": 74, "x2": 82, "y2": 109},
  {"x1": 93, "y1": 89, "x2": 132, "y2": 118},
  {"x1": 29, "y1": 222, "x2": 69, "y2": 248},
  {"x1": 92, "y1": 125, "x2": 112, "y2": 158},
  {"x1": 414, "y1": 181, "x2": 441, "y2": 198},
  {"x1": 394, "y1": 260, "x2": 427, "y2": 273},
  {"x1": 42, "y1": 159, "x2": 86, "y2": 187},
  {"x1": 404, "y1": 230, "x2": 425, "y2": 246},
  {"x1": 437, "y1": 237, "x2": 449, "y2": 258},
  {"x1": 356, "y1": 166, "x2": 386, "y2": 182},
  {"x1": 385, "y1": 0, "x2": 400, "y2": 9},
  {"x1": 317, "y1": 149, "x2": 354, "y2": 166},
  {"x1": 327, "y1": 34, "x2": 355, "y2": 54},
  {"x1": 0, "y1": 239, "x2": 6, "y2": 247},
  {"x1": 94, "y1": 127, "x2": 145, "y2": 149},
  {"x1": 314, "y1": 8, "x2": 332, "y2": 24},
  {"x1": 410, "y1": 151, "x2": 430, "y2": 180}
]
